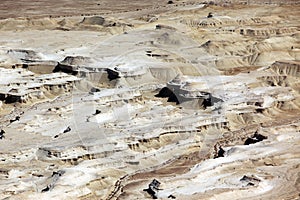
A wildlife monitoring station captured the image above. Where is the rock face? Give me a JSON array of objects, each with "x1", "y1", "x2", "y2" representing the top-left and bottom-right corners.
[
  {"x1": 54, "y1": 56, "x2": 96, "y2": 74},
  {"x1": 0, "y1": 68, "x2": 80, "y2": 104},
  {"x1": 156, "y1": 75, "x2": 223, "y2": 109},
  {"x1": 81, "y1": 16, "x2": 105, "y2": 26},
  {"x1": 270, "y1": 60, "x2": 300, "y2": 77},
  {"x1": 0, "y1": 1, "x2": 299, "y2": 200}
]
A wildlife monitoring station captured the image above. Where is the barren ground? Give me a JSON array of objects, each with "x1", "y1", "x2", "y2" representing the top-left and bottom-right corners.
[{"x1": 0, "y1": 0, "x2": 299, "y2": 200}]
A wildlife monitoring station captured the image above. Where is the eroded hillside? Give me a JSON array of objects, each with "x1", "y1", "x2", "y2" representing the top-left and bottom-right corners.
[{"x1": 0, "y1": 1, "x2": 299, "y2": 199}]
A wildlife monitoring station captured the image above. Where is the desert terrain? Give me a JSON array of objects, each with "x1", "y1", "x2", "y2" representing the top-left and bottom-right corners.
[{"x1": 0, "y1": 0, "x2": 299, "y2": 199}]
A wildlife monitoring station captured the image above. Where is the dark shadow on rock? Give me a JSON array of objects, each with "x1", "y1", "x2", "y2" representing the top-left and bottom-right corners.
[
  {"x1": 94, "y1": 109, "x2": 101, "y2": 115},
  {"x1": 156, "y1": 86, "x2": 222, "y2": 108},
  {"x1": 207, "y1": 12, "x2": 213, "y2": 18},
  {"x1": 0, "y1": 129, "x2": 5, "y2": 139},
  {"x1": 10, "y1": 116, "x2": 20, "y2": 123},
  {"x1": 106, "y1": 69, "x2": 120, "y2": 81},
  {"x1": 155, "y1": 87, "x2": 180, "y2": 104},
  {"x1": 155, "y1": 87, "x2": 174, "y2": 98},
  {"x1": 214, "y1": 146, "x2": 225, "y2": 158},
  {"x1": 63, "y1": 126, "x2": 71, "y2": 133},
  {"x1": 143, "y1": 179, "x2": 162, "y2": 199},
  {"x1": 53, "y1": 63, "x2": 78, "y2": 75},
  {"x1": 240, "y1": 175, "x2": 261, "y2": 187},
  {"x1": 244, "y1": 132, "x2": 267, "y2": 145}
]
